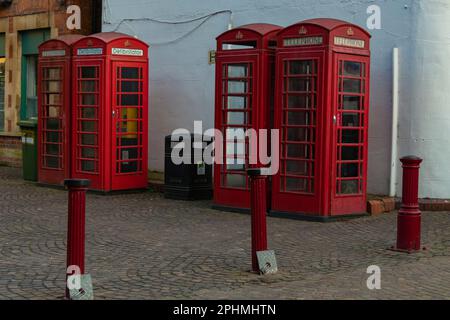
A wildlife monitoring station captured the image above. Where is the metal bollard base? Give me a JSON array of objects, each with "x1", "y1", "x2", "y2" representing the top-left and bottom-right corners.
[
  {"x1": 256, "y1": 250, "x2": 278, "y2": 275},
  {"x1": 68, "y1": 274, "x2": 94, "y2": 300},
  {"x1": 387, "y1": 245, "x2": 427, "y2": 254}
]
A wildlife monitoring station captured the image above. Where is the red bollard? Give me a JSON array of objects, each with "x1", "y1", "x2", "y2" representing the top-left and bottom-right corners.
[
  {"x1": 396, "y1": 156, "x2": 423, "y2": 252},
  {"x1": 247, "y1": 168, "x2": 269, "y2": 272},
  {"x1": 64, "y1": 179, "x2": 90, "y2": 299}
]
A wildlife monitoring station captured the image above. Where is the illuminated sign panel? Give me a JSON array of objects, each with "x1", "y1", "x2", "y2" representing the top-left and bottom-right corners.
[
  {"x1": 42, "y1": 50, "x2": 66, "y2": 57},
  {"x1": 283, "y1": 36, "x2": 323, "y2": 47},
  {"x1": 334, "y1": 37, "x2": 365, "y2": 49},
  {"x1": 111, "y1": 48, "x2": 144, "y2": 56},
  {"x1": 77, "y1": 48, "x2": 103, "y2": 56}
]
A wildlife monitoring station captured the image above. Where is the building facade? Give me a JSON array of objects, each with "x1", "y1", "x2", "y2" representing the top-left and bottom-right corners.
[
  {"x1": 0, "y1": 0, "x2": 101, "y2": 167},
  {"x1": 103, "y1": 0, "x2": 450, "y2": 199}
]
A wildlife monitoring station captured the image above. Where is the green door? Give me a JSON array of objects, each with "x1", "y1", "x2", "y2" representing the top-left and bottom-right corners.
[
  {"x1": 18, "y1": 29, "x2": 50, "y2": 181},
  {"x1": 20, "y1": 29, "x2": 50, "y2": 121}
]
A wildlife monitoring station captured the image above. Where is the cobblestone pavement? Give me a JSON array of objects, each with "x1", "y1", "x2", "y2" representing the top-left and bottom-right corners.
[{"x1": 0, "y1": 167, "x2": 449, "y2": 300}]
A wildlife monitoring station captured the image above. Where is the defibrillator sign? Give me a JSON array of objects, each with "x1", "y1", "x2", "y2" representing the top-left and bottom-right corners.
[{"x1": 112, "y1": 48, "x2": 144, "y2": 56}]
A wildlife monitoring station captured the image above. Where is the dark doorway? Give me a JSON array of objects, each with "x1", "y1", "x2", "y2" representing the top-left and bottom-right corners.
[{"x1": 91, "y1": 0, "x2": 103, "y2": 34}]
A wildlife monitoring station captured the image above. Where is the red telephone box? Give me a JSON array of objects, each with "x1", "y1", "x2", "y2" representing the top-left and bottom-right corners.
[
  {"x1": 38, "y1": 35, "x2": 83, "y2": 186},
  {"x1": 271, "y1": 19, "x2": 371, "y2": 220},
  {"x1": 213, "y1": 24, "x2": 281, "y2": 212},
  {"x1": 71, "y1": 32, "x2": 149, "y2": 192}
]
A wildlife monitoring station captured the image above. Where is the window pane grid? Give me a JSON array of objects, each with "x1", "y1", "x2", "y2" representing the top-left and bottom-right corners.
[
  {"x1": 336, "y1": 60, "x2": 367, "y2": 195},
  {"x1": 41, "y1": 66, "x2": 64, "y2": 170},
  {"x1": 115, "y1": 66, "x2": 144, "y2": 175},
  {"x1": 76, "y1": 66, "x2": 100, "y2": 174},
  {"x1": 220, "y1": 62, "x2": 253, "y2": 189},
  {"x1": 280, "y1": 59, "x2": 317, "y2": 194}
]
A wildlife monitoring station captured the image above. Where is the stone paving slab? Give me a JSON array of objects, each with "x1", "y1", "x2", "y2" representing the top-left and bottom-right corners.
[{"x1": 0, "y1": 167, "x2": 449, "y2": 300}]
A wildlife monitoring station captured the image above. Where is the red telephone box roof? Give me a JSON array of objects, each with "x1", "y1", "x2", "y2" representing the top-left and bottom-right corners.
[
  {"x1": 217, "y1": 23, "x2": 282, "y2": 39},
  {"x1": 39, "y1": 34, "x2": 85, "y2": 58},
  {"x1": 299, "y1": 18, "x2": 371, "y2": 37},
  {"x1": 39, "y1": 34, "x2": 84, "y2": 48},
  {"x1": 279, "y1": 18, "x2": 371, "y2": 38},
  {"x1": 88, "y1": 32, "x2": 149, "y2": 47},
  {"x1": 71, "y1": 32, "x2": 149, "y2": 58},
  {"x1": 235, "y1": 23, "x2": 282, "y2": 36},
  {"x1": 217, "y1": 23, "x2": 282, "y2": 50},
  {"x1": 53, "y1": 34, "x2": 85, "y2": 45},
  {"x1": 277, "y1": 18, "x2": 371, "y2": 52}
]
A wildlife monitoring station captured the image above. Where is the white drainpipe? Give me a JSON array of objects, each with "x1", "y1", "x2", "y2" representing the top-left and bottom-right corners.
[{"x1": 390, "y1": 48, "x2": 399, "y2": 197}]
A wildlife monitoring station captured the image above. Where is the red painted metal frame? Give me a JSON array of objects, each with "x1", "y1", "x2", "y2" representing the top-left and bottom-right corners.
[
  {"x1": 330, "y1": 53, "x2": 370, "y2": 215},
  {"x1": 64, "y1": 179, "x2": 90, "y2": 299},
  {"x1": 111, "y1": 60, "x2": 148, "y2": 190},
  {"x1": 37, "y1": 35, "x2": 83, "y2": 186},
  {"x1": 272, "y1": 51, "x2": 326, "y2": 214},
  {"x1": 71, "y1": 33, "x2": 149, "y2": 192},
  {"x1": 214, "y1": 24, "x2": 281, "y2": 212},
  {"x1": 271, "y1": 19, "x2": 371, "y2": 218},
  {"x1": 72, "y1": 59, "x2": 103, "y2": 189}
]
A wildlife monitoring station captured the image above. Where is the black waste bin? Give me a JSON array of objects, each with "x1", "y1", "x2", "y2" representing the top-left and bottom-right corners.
[{"x1": 164, "y1": 134, "x2": 212, "y2": 200}]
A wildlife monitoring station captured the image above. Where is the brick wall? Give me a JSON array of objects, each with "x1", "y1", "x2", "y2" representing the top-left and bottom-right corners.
[
  {"x1": 0, "y1": 0, "x2": 102, "y2": 168},
  {"x1": 0, "y1": 0, "x2": 100, "y2": 35},
  {"x1": 0, "y1": 135, "x2": 22, "y2": 167}
]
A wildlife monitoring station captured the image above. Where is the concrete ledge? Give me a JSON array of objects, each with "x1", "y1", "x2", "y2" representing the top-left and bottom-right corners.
[
  {"x1": 146, "y1": 185, "x2": 450, "y2": 213},
  {"x1": 148, "y1": 180, "x2": 164, "y2": 193},
  {"x1": 414, "y1": 199, "x2": 450, "y2": 212},
  {"x1": 148, "y1": 171, "x2": 164, "y2": 181},
  {"x1": 369, "y1": 196, "x2": 450, "y2": 213},
  {"x1": 269, "y1": 210, "x2": 369, "y2": 222},
  {"x1": 0, "y1": 132, "x2": 22, "y2": 137}
]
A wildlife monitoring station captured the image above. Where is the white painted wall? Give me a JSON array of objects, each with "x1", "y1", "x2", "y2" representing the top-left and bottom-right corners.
[{"x1": 102, "y1": 0, "x2": 450, "y2": 198}]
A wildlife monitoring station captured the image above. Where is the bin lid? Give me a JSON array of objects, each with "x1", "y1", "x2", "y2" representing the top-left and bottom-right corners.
[{"x1": 18, "y1": 118, "x2": 38, "y2": 128}]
